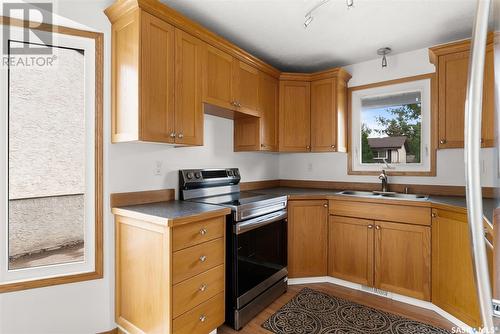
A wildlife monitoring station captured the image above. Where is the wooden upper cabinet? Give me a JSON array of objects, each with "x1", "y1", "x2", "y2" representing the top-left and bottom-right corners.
[
  {"x1": 234, "y1": 71, "x2": 278, "y2": 152},
  {"x1": 288, "y1": 200, "x2": 328, "y2": 278},
  {"x1": 175, "y1": 29, "x2": 204, "y2": 146},
  {"x1": 203, "y1": 45, "x2": 234, "y2": 110},
  {"x1": 140, "y1": 12, "x2": 175, "y2": 143},
  {"x1": 374, "y1": 220, "x2": 431, "y2": 301},
  {"x1": 233, "y1": 60, "x2": 260, "y2": 116},
  {"x1": 259, "y1": 72, "x2": 279, "y2": 151},
  {"x1": 203, "y1": 46, "x2": 261, "y2": 117},
  {"x1": 432, "y1": 209, "x2": 493, "y2": 328},
  {"x1": 310, "y1": 72, "x2": 349, "y2": 152},
  {"x1": 328, "y1": 216, "x2": 374, "y2": 286},
  {"x1": 429, "y1": 35, "x2": 495, "y2": 149},
  {"x1": 279, "y1": 80, "x2": 311, "y2": 152},
  {"x1": 108, "y1": 9, "x2": 204, "y2": 145}
]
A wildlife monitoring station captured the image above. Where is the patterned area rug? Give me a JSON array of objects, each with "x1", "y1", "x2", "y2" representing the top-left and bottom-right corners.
[{"x1": 262, "y1": 288, "x2": 451, "y2": 334}]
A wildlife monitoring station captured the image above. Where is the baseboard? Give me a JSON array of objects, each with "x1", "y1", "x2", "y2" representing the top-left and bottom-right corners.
[{"x1": 288, "y1": 276, "x2": 474, "y2": 333}]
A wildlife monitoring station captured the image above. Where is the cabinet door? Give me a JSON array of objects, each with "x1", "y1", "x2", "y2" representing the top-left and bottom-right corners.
[
  {"x1": 311, "y1": 78, "x2": 337, "y2": 152},
  {"x1": 432, "y1": 209, "x2": 492, "y2": 328},
  {"x1": 259, "y1": 72, "x2": 279, "y2": 151},
  {"x1": 374, "y1": 221, "x2": 431, "y2": 301},
  {"x1": 279, "y1": 81, "x2": 311, "y2": 152},
  {"x1": 437, "y1": 47, "x2": 495, "y2": 148},
  {"x1": 288, "y1": 200, "x2": 328, "y2": 278},
  {"x1": 140, "y1": 11, "x2": 175, "y2": 143},
  {"x1": 174, "y1": 29, "x2": 204, "y2": 146},
  {"x1": 233, "y1": 60, "x2": 260, "y2": 116},
  {"x1": 328, "y1": 216, "x2": 374, "y2": 286},
  {"x1": 203, "y1": 45, "x2": 234, "y2": 110}
]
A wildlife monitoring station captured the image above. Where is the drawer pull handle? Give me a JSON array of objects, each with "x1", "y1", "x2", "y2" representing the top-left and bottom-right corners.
[
  {"x1": 199, "y1": 315, "x2": 206, "y2": 322},
  {"x1": 200, "y1": 228, "x2": 208, "y2": 236},
  {"x1": 199, "y1": 255, "x2": 207, "y2": 262},
  {"x1": 199, "y1": 284, "x2": 207, "y2": 292},
  {"x1": 432, "y1": 212, "x2": 437, "y2": 218}
]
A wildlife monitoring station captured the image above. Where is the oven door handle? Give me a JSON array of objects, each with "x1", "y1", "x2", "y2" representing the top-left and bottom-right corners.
[{"x1": 234, "y1": 210, "x2": 288, "y2": 235}]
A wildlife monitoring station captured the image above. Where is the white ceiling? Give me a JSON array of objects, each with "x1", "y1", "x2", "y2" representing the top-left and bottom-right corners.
[{"x1": 160, "y1": 0, "x2": 493, "y2": 72}]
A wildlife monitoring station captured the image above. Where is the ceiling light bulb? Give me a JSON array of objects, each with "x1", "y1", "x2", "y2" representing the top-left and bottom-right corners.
[
  {"x1": 304, "y1": 15, "x2": 313, "y2": 28},
  {"x1": 377, "y1": 47, "x2": 392, "y2": 68}
]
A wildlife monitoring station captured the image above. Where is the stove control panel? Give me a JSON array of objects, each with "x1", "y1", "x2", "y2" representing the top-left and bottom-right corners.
[{"x1": 179, "y1": 168, "x2": 241, "y2": 189}]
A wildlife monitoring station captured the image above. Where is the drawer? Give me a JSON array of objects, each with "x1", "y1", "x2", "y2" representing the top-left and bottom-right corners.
[
  {"x1": 173, "y1": 292, "x2": 225, "y2": 334},
  {"x1": 173, "y1": 265, "x2": 225, "y2": 318},
  {"x1": 173, "y1": 238, "x2": 224, "y2": 284},
  {"x1": 173, "y1": 217, "x2": 225, "y2": 251},
  {"x1": 329, "y1": 200, "x2": 431, "y2": 226}
]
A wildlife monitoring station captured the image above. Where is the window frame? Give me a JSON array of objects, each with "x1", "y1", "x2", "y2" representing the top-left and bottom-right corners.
[
  {"x1": 0, "y1": 17, "x2": 103, "y2": 293},
  {"x1": 348, "y1": 73, "x2": 437, "y2": 176}
]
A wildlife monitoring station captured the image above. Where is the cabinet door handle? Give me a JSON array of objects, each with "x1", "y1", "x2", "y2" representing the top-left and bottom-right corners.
[
  {"x1": 375, "y1": 225, "x2": 381, "y2": 230},
  {"x1": 439, "y1": 139, "x2": 447, "y2": 144},
  {"x1": 432, "y1": 212, "x2": 437, "y2": 218},
  {"x1": 199, "y1": 315, "x2": 206, "y2": 322},
  {"x1": 480, "y1": 138, "x2": 484, "y2": 144},
  {"x1": 178, "y1": 133, "x2": 184, "y2": 139},
  {"x1": 199, "y1": 228, "x2": 207, "y2": 236},
  {"x1": 367, "y1": 224, "x2": 374, "y2": 229},
  {"x1": 323, "y1": 204, "x2": 328, "y2": 208},
  {"x1": 169, "y1": 132, "x2": 176, "y2": 138},
  {"x1": 331, "y1": 145, "x2": 336, "y2": 149},
  {"x1": 306, "y1": 146, "x2": 310, "y2": 150},
  {"x1": 199, "y1": 255, "x2": 207, "y2": 262},
  {"x1": 231, "y1": 100, "x2": 237, "y2": 106},
  {"x1": 199, "y1": 284, "x2": 207, "y2": 292}
]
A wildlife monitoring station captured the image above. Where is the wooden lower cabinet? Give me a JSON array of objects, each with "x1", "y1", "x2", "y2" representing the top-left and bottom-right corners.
[
  {"x1": 374, "y1": 220, "x2": 431, "y2": 301},
  {"x1": 329, "y1": 214, "x2": 431, "y2": 301},
  {"x1": 115, "y1": 213, "x2": 226, "y2": 334},
  {"x1": 288, "y1": 200, "x2": 328, "y2": 278},
  {"x1": 328, "y1": 216, "x2": 374, "y2": 286},
  {"x1": 432, "y1": 208, "x2": 493, "y2": 328}
]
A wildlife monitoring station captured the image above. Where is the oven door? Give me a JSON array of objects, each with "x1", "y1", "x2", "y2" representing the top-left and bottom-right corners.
[{"x1": 233, "y1": 209, "x2": 288, "y2": 309}]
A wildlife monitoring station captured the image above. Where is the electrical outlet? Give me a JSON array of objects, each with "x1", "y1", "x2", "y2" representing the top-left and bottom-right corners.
[{"x1": 154, "y1": 161, "x2": 162, "y2": 176}]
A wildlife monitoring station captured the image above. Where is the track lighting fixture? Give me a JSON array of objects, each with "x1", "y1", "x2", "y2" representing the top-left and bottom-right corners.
[
  {"x1": 304, "y1": 0, "x2": 354, "y2": 28},
  {"x1": 377, "y1": 47, "x2": 392, "y2": 68}
]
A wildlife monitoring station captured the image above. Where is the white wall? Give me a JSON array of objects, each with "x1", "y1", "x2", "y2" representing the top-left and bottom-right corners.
[
  {"x1": 0, "y1": 1, "x2": 278, "y2": 333},
  {"x1": 279, "y1": 47, "x2": 498, "y2": 187}
]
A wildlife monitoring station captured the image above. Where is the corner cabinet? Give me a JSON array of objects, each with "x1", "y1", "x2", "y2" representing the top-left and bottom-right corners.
[
  {"x1": 288, "y1": 200, "x2": 328, "y2": 278},
  {"x1": 279, "y1": 80, "x2": 311, "y2": 152},
  {"x1": 429, "y1": 34, "x2": 495, "y2": 149},
  {"x1": 107, "y1": 8, "x2": 204, "y2": 145},
  {"x1": 279, "y1": 69, "x2": 351, "y2": 152}
]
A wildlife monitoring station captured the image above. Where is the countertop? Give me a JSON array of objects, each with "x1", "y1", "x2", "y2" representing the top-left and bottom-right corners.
[
  {"x1": 112, "y1": 200, "x2": 231, "y2": 227},
  {"x1": 254, "y1": 187, "x2": 498, "y2": 223}
]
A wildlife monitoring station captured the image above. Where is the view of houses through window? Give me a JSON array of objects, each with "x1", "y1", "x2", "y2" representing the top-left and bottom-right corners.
[{"x1": 360, "y1": 91, "x2": 422, "y2": 165}]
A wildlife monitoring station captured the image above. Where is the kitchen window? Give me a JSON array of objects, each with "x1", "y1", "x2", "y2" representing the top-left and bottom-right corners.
[
  {"x1": 349, "y1": 75, "x2": 435, "y2": 175},
  {"x1": 0, "y1": 19, "x2": 103, "y2": 292}
]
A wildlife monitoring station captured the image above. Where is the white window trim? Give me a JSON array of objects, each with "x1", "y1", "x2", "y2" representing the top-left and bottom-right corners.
[
  {"x1": 351, "y1": 78, "x2": 431, "y2": 173},
  {"x1": 0, "y1": 27, "x2": 96, "y2": 283}
]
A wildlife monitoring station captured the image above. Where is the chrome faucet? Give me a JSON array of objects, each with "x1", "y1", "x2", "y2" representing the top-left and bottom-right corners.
[{"x1": 378, "y1": 170, "x2": 388, "y2": 193}]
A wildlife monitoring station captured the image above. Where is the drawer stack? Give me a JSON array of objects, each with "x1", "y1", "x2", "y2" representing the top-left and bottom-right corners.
[{"x1": 171, "y1": 216, "x2": 226, "y2": 334}]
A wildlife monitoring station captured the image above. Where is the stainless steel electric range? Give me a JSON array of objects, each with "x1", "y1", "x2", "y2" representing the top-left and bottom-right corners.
[{"x1": 179, "y1": 168, "x2": 288, "y2": 330}]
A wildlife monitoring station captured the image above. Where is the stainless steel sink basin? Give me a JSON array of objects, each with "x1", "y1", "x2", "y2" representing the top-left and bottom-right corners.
[
  {"x1": 339, "y1": 190, "x2": 429, "y2": 201},
  {"x1": 380, "y1": 193, "x2": 429, "y2": 200},
  {"x1": 340, "y1": 190, "x2": 379, "y2": 196}
]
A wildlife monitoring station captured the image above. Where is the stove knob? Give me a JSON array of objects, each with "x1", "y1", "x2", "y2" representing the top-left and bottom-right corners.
[
  {"x1": 194, "y1": 172, "x2": 202, "y2": 179},
  {"x1": 234, "y1": 169, "x2": 239, "y2": 177},
  {"x1": 186, "y1": 172, "x2": 194, "y2": 180},
  {"x1": 227, "y1": 170, "x2": 234, "y2": 176}
]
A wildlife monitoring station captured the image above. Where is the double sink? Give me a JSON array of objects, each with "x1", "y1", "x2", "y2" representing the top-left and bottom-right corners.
[{"x1": 339, "y1": 190, "x2": 429, "y2": 201}]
